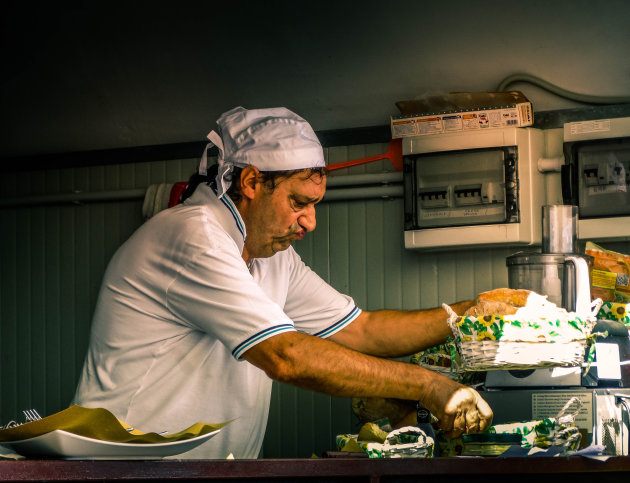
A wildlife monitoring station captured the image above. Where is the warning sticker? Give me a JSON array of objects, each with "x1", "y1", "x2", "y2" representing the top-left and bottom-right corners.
[
  {"x1": 462, "y1": 113, "x2": 480, "y2": 130},
  {"x1": 416, "y1": 117, "x2": 443, "y2": 135},
  {"x1": 531, "y1": 391, "x2": 593, "y2": 431},
  {"x1": 592, "y1": 269, "x2": 619, "y2": 290},
  {"x1": 443, "y1": 114, "x2": 463, "y2": 132},
  {"x1": 391, "y1": 119, "x2": 417, "y2": 137}
]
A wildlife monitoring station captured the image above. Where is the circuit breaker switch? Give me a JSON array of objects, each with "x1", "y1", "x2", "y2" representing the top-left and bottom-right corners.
[
  {"x1": 481, "y1": 182, "x2": 505, "y2": 204},
  {"x1": 454, "y1": 184, "x2": 482, "y2": 206}
]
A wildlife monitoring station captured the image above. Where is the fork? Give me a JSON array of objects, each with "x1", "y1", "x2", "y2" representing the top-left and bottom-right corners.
[
  {"x1": 23, "y1": 409, "x2": 42, "y2": 422},
  {"x1": 0, "y1": 409, "x2": 42, "y2": 429}
]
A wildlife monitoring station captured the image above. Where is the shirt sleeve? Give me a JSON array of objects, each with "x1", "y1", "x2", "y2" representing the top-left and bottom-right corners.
[
  {"x1": 282, "y1": 248, "x2": 361, "y2": 338},
  {"x1": 165, "y1": 243, "x2": 297, "y2": 360}
]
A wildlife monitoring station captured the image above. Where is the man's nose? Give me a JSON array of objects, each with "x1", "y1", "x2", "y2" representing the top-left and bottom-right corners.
[{"x1": 299, "y1": 206, "x2": 317, "y2": 232}]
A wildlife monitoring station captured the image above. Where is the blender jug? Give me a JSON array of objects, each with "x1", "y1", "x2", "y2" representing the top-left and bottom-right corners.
[
  {"x1": 506, "y1": 205, "x2": 592, "y2": 317},
  {"x1": 506, "y1": 252, "x2": 592, "y2": 315}
]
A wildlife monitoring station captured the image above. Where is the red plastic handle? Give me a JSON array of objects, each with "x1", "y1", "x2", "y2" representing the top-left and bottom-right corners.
[{"x1": 327, "y1": 138, "x2": 403, "y2": 172}]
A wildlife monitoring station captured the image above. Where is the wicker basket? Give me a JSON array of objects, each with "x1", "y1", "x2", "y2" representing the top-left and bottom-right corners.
[
  {"x1": 411, "y1": 340, "x2": 462, "y2": 381},
  {"x1": 443, "y1": 302, "x2": 599, "y2": 371},
  {"x1": 456, "y1": 339, "x2": 587, "y2": 371}
]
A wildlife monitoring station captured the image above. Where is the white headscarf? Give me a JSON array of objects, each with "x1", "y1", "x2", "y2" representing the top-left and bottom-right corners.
[{"x1": 198, "y1": 106, "x2": 326, "y2": 199}]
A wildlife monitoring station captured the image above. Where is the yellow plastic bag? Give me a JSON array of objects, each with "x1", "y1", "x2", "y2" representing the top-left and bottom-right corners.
[{"x1": 586, "y1": 242, "x2": 630, "y2": 303}]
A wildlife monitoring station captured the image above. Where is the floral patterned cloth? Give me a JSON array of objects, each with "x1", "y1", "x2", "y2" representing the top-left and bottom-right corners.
[
  {"x1": 597, "y1": 302, "x2": 630, "y2": 326},
  {"x1": 453, "y1": 314, "x2": 592, "y2": 343},
  {"x1": 336, "y1": 426, "x2": 434, "y2": 458}
]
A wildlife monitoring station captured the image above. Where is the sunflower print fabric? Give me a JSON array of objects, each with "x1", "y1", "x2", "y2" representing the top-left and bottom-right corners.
[
  {"x1": 596, "y1": 302, "x2": 630, "y2": 326},
  {"x1": 454, "y1": 314, "x2": 591, "y2": 343}
]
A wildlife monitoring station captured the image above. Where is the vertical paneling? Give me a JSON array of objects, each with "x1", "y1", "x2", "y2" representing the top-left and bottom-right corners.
[
  {"x1": 30, "y1": 202, "x2": 47, "y2": 412},
  {"x1": 59, "y1": 196, "x2": 77, "y2": 402},
  {"x1": 0, "y1": 171, "x2": 18, "y2": 418},
  {"x1": 73, "y1": 166, "x2": 93, "y2": 380},
  {"x1": 347, "y1": 198, "x2": 368, "y2": 308},
  {"x1": 0, "y1": 158, "x2": 198, "y2": 423}
]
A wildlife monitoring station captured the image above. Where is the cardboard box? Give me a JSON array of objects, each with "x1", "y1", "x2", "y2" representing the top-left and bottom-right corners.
[{"x1": 391, "y1": 91, "x2": 534, "y2": 139}]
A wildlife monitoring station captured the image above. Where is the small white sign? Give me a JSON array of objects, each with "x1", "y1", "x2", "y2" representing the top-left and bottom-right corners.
[
  {"x1": 596, "y1": 343, "x2": 622, "y2": 380},
  {"x1": 532, "y1": 391, "x2": 593, "y2": 431},
  {"x1": 570, "y1": 119, "x2": 611, "y2": 135}
]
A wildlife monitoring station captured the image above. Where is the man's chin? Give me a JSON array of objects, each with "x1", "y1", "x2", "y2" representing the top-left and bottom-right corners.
[{"x1": 271, "y1": 240, "x2": 294, "y2": 254}]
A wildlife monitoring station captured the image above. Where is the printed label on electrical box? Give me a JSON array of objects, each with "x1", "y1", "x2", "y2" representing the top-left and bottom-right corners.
[
  {"x1": 442, "y1": 114, "x2": 463, "y2": 132},
  {"x1": 417, "y1": 117, "x2": 443, "y2": 135},
  {"x1": 532, "y1": 391, "x2": 593, "y2": 431},
  {"x1": 390, "y1": 102, "x2": 533, "y2": 138},
  {"x1": 570, "y1": 119, "x2": 612, "y2": 135},
  {"x1": 418, "y1": 205, "x2": 504, "y2": 220},
  {"x1": 390, "y1": 119, "x2": 417, "y2": 137}
]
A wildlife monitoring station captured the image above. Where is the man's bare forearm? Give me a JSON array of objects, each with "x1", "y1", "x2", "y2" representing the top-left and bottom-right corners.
[
  {"x1": 243, "y1": 330, "x2": 455, "y2": 407},
  {"x1": 330, "y1": 300, "x2": 475, "y2": 358},
  {"x1": 243, "y1": 325, "x2": 492, "y2": 436},
  {"x1": 242, "y1": 300, "x2": 490, "y2": 436}
]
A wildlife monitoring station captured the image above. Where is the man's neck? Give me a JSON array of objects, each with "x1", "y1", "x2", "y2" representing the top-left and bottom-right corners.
[{"x1": 242, "y1": 247, "x2": 251, "y2": 266}]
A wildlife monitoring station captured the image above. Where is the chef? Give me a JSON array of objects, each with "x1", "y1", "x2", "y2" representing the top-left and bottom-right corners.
[{"x1": 73, "y1": 106, "x2": 493, "y2": 459}]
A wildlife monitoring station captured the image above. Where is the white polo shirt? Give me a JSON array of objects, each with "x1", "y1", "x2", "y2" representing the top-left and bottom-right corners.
[{"x1": 72, "y1": 183, "x2": 360, "y2": 459}]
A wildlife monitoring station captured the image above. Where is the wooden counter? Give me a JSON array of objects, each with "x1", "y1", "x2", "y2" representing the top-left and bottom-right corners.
[{"x1": 1, "y1": 455, "x2": 630, "y2": 482}]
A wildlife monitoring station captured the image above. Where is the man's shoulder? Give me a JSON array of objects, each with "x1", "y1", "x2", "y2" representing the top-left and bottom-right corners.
[{"x1": 138, "y1": 203, "x2": 235, "y2": 251}]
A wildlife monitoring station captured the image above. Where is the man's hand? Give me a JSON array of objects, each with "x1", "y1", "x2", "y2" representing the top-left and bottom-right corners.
[{"x1": 424, "y1": 380, "x2": 493, "y2": 438}]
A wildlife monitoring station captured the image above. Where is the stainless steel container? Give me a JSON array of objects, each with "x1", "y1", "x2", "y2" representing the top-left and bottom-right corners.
[{"x1": 542, "y1": 204, "x2": 578, "y2": 253}]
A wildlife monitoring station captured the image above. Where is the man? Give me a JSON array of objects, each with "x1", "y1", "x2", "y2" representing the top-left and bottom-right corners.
[{"x1": 73, "y1": 106, "x2": 492, "y2": 459}]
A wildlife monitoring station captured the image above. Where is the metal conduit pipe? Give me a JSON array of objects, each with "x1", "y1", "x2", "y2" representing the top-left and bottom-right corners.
[
  {"x1": 0, "y1": 189, "x2": 147, "y2": 208},
  {"x1": 0, "y1": 173, "x2": 403, "y2": 208}
]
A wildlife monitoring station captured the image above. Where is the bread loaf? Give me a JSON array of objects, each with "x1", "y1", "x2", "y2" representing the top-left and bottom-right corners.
[
  {"x1": 476, "y1": 288, "x2": 531, "y2": 308},
  {"x1": 461, "y1": 288, "x2": 533, "y2": 316},
  {"x1": 463, "y1": 300, "x2": 518, "y2": 316}
]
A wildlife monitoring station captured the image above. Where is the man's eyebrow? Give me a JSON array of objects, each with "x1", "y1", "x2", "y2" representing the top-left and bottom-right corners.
[{"x1": 292, "y1": 193, "x2": 322, "y2": 204}]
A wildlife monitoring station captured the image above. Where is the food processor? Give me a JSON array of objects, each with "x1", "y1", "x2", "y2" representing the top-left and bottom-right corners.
[{"x1": 506, "y1": 205, "x2": 592, "y2": 317}]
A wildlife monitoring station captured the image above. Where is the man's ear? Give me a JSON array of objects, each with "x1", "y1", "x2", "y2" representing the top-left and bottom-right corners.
[{"x1": 239, "y1": 165, "x2": 261, "y2": 200}]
